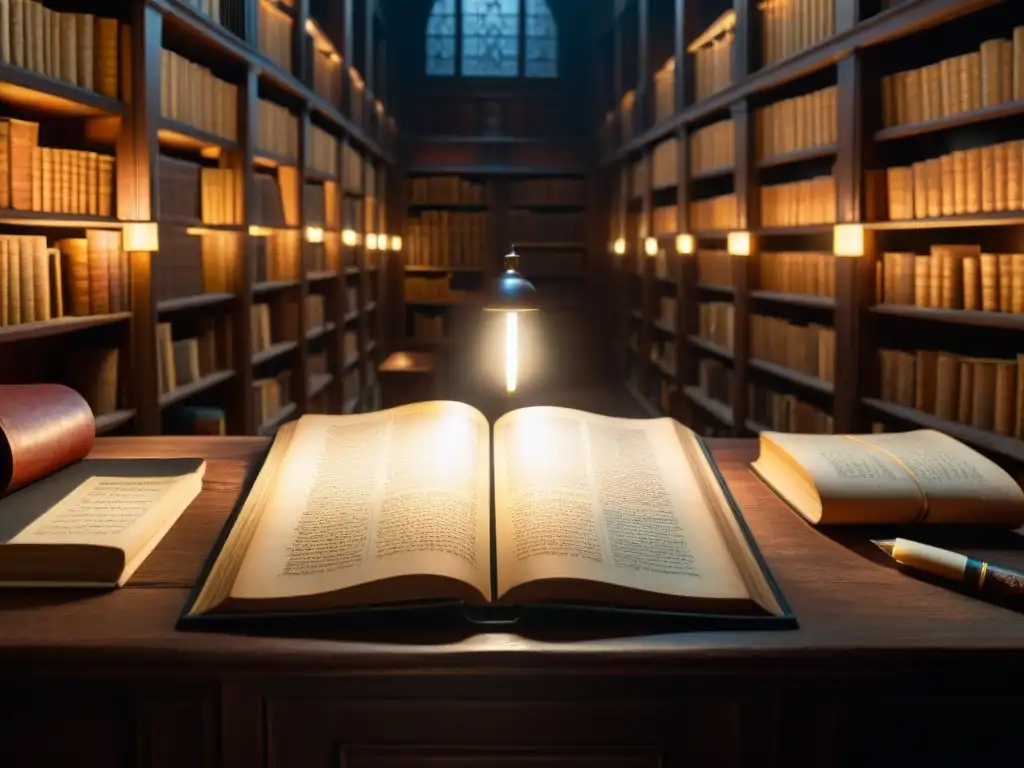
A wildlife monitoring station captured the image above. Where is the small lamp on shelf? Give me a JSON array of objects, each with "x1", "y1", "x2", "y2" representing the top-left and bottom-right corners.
[
  {"x1": 305, "y1": 226, "x2": 325, "y2": 244},
  {"x1": 727, "y1": 231, "x2": 752, "y2": 257},
  {"x1": 676, "y1": 234, "x2": 695, "y2": 255},
  {"x1": 833, "y1": 224, "x2": 865, "y2": 257},
  {"x1": 123, "y1": 221, "x2": 159, "y2": 254},
  {"x1": 341, "y1": 228, "x2": 358, "y2": 247},
  {"x1": 612, "y1": 237, "x2": 626, "y2": 256},
  {"x1": 644, "y1": 237, "x2": 658, "y2": 257},
  {"x1": 483, "y1": 246, "x2": 539, "y2": 394},
  {"x1": 390, "y1": 235, "x2": 402, "y2": 252}
]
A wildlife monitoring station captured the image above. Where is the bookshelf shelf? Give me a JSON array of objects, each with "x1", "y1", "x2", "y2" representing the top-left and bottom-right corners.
[
  {"x1": 252, "y1": 341, "x2": 298, "y2": 367},
  {"x1": 95, "y1": 409, "x2": 137, "y2": 435},
  {"x1": 863, "y1": 398, "x2": 1024, "y2": 464},
  {"x1": 873, "y1": 99, "x2": 1024, "y2": 142},
  {"x1": 869, "y1": 305, "x2": 1024, "y2": 330},
  {"x1": 157, "y1": 293, "x2": 235, "y2": 315},
  {"x1": 652, "y1": 320, "x2": 676, "y2": 335},
  {"x1": 0, "y1": 313, "x2": 131, "y2": 345},
  {"x1": 866, "y1": 212, "x2": 1024, "y2": 230},
  {"x1": 516, "y1": 242, "x2": 587, "y2": 250},
  {"x1": 257, "y1": 402, "x2": 298, "y2": 437},
  {"x1": 404, "y1": 266, "x2": 485, "y2": 273},
  {"x1": 304, "y1": 169, "x2": 338, "y2": 184},
  {"x1": 749, "y1": 358, "x2": 835, "y2": 396},
  {"x1": 757, "y1": 225, "x2": 835, "y2": 236},
  {"x1": 307, "y1": 373, "x2": 334, "y2": 399},
  {"x1": 307, "y1": 271, "x2": 337, "y2": 283},
  {"x1": 253, "y1": 280, "x2": 299, "y2": 296},
  {"x1": 683, "y1": 386, "x2": 734, "y2": 427},
  {"x1": 687, "y1": 335, "x2": 734, "y2": 363},
  {"x1": 254, "y1": 150, "x2": 298, "y2": 169},
  {"x1": 158, "y1": 370, "x2": 235, "y2": 409},
  {"x1": 306, "y1": 322, "x2": 336, "y2": 341},
  {"x1": 0, "y1": 212, "x2": 122, "y2": 229},
  {"x1": 691, "y1": 166, "x2": 734, "y2": 182},
  {"x1": 343, "y1": 355, "x2": 360, "y2": 371},
  {"x1": 750, "y1": 291, "x2": 836, "y2": 310},
  {"x1": 157, "y1": 119, "x2": 236, "y2": 156},
  {"x1": 757, "y1": 144, "x2": 837, "y2": 169},
  {"x1": 697, "y1": 283, "x2": 736, "y2": 297},
  {"x1": 344, "y1": 310, "x2": 360, "y2": 323},
  {"x1": 0, "y1": 64, "x2": 125, "y2": 117}
]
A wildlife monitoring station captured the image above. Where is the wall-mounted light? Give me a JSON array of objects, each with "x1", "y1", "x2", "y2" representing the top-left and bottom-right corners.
[
  {"x1": 644, "y1": 237, "x2": 658, "y2": 257},
  {"x1": 390, "y1": 235, "x2": 403, "y2": 252},
  {"x1": 341, "y1": 228, "x2": 358, "y2": 246},
  {"x1": 122, "y1": 222, "x2": 159, "y2": 252},
  {"x1": 676, "y1": 234, "x2": 695, "y2": 255},
  {"x1": 612, "y1": 237, "x2": 626, "y2": 255},
  {"x1": 248, "y1": 225, "x2": 272, "y2": 237},
  {"x1": 305, "y1": 226, "x2": 324, "y2": 244},
  {"x1": 366, "y1": 233, "x2": 378, "y2": 250},
  {"x1": 833, "y1": 223, "x2": 865, "y2": 258},
  {"x1": 727, "y1": 231, "x2": 752, "y2": 257},
  {"x1": 377, "y1": 233, "x2": 388, "y2": 250}
]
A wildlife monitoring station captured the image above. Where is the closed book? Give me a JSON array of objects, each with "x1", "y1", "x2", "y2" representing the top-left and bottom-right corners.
[
  {"x1": 980, "y1": 145, "x2": 996, "y2": 212},
  {"x1": 914, "y1": 350, "x2": 938, "y2": 415},
  {"x1": 962, "y1": 253, "x2": 979, "y2": 311},
  {"x1": 994, "y1": 361, "x2": 1017, "y2": 437},
  {"x1": 914, "y1": 256, "x2": 930, "y2": 308},
  {"x1": 998, "y1": 253, "x2": 1013, "y2": 312},
  {"x1": 17, "y1": 235, "x2": 33, "y2": 323},
  {"x1": 957, "y1": 360, "x2": 974, "y2": 423},
  {"x1": 980, "y1": 253, "x2": 1000, "y2": 312},
  {"x1": 970, "y1": 359, "x2": 997, "y2": 431}
]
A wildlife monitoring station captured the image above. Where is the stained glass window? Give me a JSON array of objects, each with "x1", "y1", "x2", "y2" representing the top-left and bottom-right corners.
[
  {"x1": 462, "y1": 0, "x2": 519, "y2": 77},
  {"x1": 524, "y1": 0, "x2": 557, "y2": 77},
  {"x1": 426, "y1": 0, "x2": 457, "y2": 76}
]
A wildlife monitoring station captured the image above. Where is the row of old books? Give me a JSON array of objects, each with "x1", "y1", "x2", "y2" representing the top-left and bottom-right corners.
[
  {"x1": 409, "y1": 176, "x2": 485, "y2": 206},
  {"x1": 404, "y1": 212, "x2": 489, "y2": 268},
  {"x1": 306, "y1": 294, "x2": 326, "y2": 331},
  {"x1": 344, "y1": 284, "x2": 359, "y2": 314},
  {"x1": 879, "y1": 348, "x2": 1024, "y2": 438},
  {"x1": 885, "y1": 140, "x2": 1024, "y2": 221},
  {"x1": 1, "y1": 119, "x2": 114, "y2": 215},
  {"x1": 508, "y1": 211, "x2": 585, "y2": 242},
  {"x1": 749, "y1": 385, "x2": 835, "y2": 434},
  {"x1": 257, "y1": 0, "x2": 292, "y2": 74},
  {"x1": 691, "y1": 193, "x2": 738, "y2": 232},
  {"x1": 690, "y1": 119, "x2": 734, "y2": 176},
  {"x1": 155, "y1": 323, "x2": 221, "y2": 395},
  {"x1": 510, "y1": 178, "x2": 584, "y2": 206},
  {"x1": 310, "y1": 32, "x2": 342, "y2": 106},
  {"x1": 166, "y1": 405, "x2": 227, "y2": 436},
  {"x1": 343, "y1": 330, "x2": 358, "y2": 364},
  {"x1": 652, "y1": 139, "x2": 678, "y2": 189},
  {"x1": 653, "y1": 252, "x2": 674, "y2": 280},
  {"x1": 630, "y1": 156, "x2": 649, "y2": 198},
  {"x1": 200, "y1": 168, "x2": 243, "y2": 226},
  {"x1": 698, "y1": 249, "x2": 733, "y2": 287},
  {"x1": 751, "y1": 315, "x2": 836, "y2": 384},
  {"x1": 519, "y1": 250, "x2": 584, "y2": 276},
  {"x1": 303, "y1": 180, "x2": 339, "y2": 229},
  {"x1": 308, "y1": 125, "x2": 338, "y2": 179},
  {"x1": 654, "y1": 58, "x2": 676, "y2": 124},
  {"x1": 693, "y1": 27, "x2": 733, "y2": 102},
  {"x1": 0, "y1": 2, "x2": 119, "y2": 98},
  {"x1": 651, "y1": 338, "x2": 675, "y2": 372},
  {"x1": 756, "y1": 86, "x2": 838, "y2": 160},
  {"x1": 253, "y1": 373, "x2": 292, "y2": 428},
  {"x1": 761, "y1": 251, "x2": 836, "y2": 297},
  {"x1": 652, "y1": 204, "x2": 677, "y2": 236},
  {"x1": 881, "y1": 31, "x2": 1024, "y2": 129},
  {"x1": 879, "y1": 247, "x2": 1024, "y2": 313},
  {"x1": 698, "y1": 301, "x2": 734, "y2": 351},
  {"x1": 0, "y1": 231, "x2": 125, "y2": 325},
  {"x1": 160, "y1": 48, "x2": 238, "y2": 142},
  {"x1": 405, "y1": 275, "x2": 471, "y2": 303},
  {"x1": 257, "y1": 99, "x2": 299, "y2": 160},
  {"x1": 252, "y1": 229, "x2": 300, "y2": 283},
  {"x1": 659, "y1": 296, "x2": 677, "y2": 330},
  {"x1": 411, "y1": 313, "x2": 446, "y2": 344},
  {"x1": 250, "y1": 303, "x2": 276, "y2": 356},
  {"x1": 761, "y1": 0, "x2": 834, "y2": 67},
  {"x1": 151, "y1": 228, "x2": 238, "y2": 303},
  {"x1": 761, "y1": 175, "x2": 837, "y2": 227},
  {"x1": 254, "y1": 174, "x2": 291, "y2": 227},
  {"x1": 342, "y1": 144, "x2": 364, "y2": 194},
  {"x1": 698, "y1": 358, "x2": 733, "y2": 410}
]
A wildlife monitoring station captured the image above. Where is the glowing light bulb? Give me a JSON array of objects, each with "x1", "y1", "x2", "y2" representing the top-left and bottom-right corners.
[{"x1": 505, "y1": 312, "x2": 518, "y2": 394}]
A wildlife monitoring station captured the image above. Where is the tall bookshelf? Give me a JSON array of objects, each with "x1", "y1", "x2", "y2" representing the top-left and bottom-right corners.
[
  {"x1": 598, "y1": 0, "x2": 1024, "y2": 475},
  {"x1": 0, "y1": 0, "x2": 397, "y2": 436}
]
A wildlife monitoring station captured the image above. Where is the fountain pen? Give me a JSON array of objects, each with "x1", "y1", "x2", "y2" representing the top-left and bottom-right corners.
[{"x1": 873, "y1": 538, "x2": 1024, "y2": 602}]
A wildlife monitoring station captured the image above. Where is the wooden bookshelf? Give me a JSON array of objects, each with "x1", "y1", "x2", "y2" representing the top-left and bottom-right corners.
[
  {"x1": 600, "y1": 0, "x2": 1024, "y2": 461},
  {"x1": 0, "y1": 0, "x2": 397, "y2": 437}
]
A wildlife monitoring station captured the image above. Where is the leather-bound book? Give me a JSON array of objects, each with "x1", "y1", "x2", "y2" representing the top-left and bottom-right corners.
[{"x1": 0, "y1": 384, "x2": 204, "y2": 586}]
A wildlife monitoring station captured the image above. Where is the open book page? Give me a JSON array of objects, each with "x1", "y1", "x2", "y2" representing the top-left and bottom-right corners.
[
  {"x1": 229, "y1": 402, "x2": 492, "y2": 606},
  {"x1": 492, "y1": 406, "x2": 749, "y2": 604},
  {"x1": 754, "y1": 430, "x2": 1024, "y2": 525}
]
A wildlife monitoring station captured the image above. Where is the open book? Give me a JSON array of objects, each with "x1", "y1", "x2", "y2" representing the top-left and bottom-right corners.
[
  {"x1": 184, "y1": 402, "x2": 791, "y2": 623},
  {"x1": 751, "y1": 429, "x2": 1024, "y2": 525},
  {"x1": 0, "y1": 384, "x2": 206, "y2": 586}
]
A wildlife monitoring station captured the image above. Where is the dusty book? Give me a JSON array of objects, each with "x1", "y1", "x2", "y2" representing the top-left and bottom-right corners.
[
  {"x1": 182, "y1": 402, "x2": 793, "y2": 627},
  {"x1": 752, "y1": 429, "x2": 1024, "y2": 525}
]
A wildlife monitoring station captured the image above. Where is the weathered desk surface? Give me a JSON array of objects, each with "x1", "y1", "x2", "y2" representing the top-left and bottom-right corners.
[{"x1": 1, "y1": 437, "x2": 1023, "y2": 768}]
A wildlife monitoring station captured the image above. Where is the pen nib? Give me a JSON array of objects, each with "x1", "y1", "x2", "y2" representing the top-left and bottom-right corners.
[{"x1": 871, "y1": 539, "x2": 895, "y2": 556}]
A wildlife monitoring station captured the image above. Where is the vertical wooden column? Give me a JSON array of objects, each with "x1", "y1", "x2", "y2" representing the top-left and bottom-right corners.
[
  {"x1": 731, "y1": 99, "x2": 758, "y2": 436},
  {"x1": 638, "y1": 149, "x2": 654, "y2": 399},
  {"x1": 637, "y1": 0, "x2": 650, "y2": 133},
  {"x1": 293, "y1": 0, "x2": 310, "y2": 82},
  {"x1": 835, "y1": 0, "x2": 861, "y2": 34},
  {"x1": 228, "y1": 69, "x2": 258, "y2": 435},
  {"x1": 123, "y1": 5, "x2": 163, "y2": 435},
  {"x1": 732, "y1": 0, "x2": 760, "y2": 81},
  {"x1": 673, "y1": 0, "x2": 687, "y2": 113},
  {"x1": 295, "y1": 110, "x2": 311, "y2": 416},
  {"x1": 833, "y1": 52, "x2": 875, "y2": 433},
  {"x1": 676, "y1": 125, "x2": 696, "y2": 424}
]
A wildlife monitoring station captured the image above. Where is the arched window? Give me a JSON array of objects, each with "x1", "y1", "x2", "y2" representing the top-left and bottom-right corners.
[{"x1": 425, "y1": 0, "x2": 558, "y2": 78}]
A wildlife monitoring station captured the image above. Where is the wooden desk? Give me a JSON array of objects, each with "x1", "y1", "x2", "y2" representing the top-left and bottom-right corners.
[{"x1": 2, "y1": 437, "x2": 1023, "y2": 768}]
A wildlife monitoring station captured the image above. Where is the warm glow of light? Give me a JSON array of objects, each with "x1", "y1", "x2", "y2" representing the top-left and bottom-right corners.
[
  {"x1": 390, "y1": 235, "x2": 402, "y2": 251},
  {"x1": 505, "y1": 312, "x2": 518, "y2": 394},
  {"x1": 676, "y1": 234, "x2": 695, "y2": 254},
  {"x1": 644, "y1": 236, "x2": 658, "y2": 257},
  {"x1": 248, "y1": 225, "x2": 272, "y2": 237},
  {"x1": 613, "y1": 237, "x2": 626, "y2": 255},
  {"x1": 305, "y1": 226, "x2": 324, "y2": 244},
  {"x1": 727, "y1": 231, "x2": 752, "y2": 256},
  {"x1": 377, "y1": 233, "x2": 387, "y2": 249},
  {"x1": 123, "y1": 222, "x2": 159, "y2": 252},
  {"x1": 366, "y1": 233, "x2": 378, "y2": 250},
  {"x1": 342, "y1": 229, "x2": 358, "y2": 246},
  {"x1": 833, "y1": 223, "x2": 865, "y2": 257}
]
